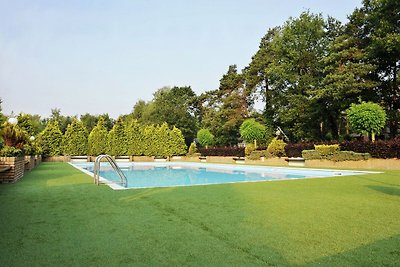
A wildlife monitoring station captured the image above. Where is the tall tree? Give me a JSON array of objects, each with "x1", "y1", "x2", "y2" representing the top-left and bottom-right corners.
[
  {"x1": 88, "y1": 117, "x2": 109, "y2": 156},
  {"x1": 63, "y1": 118, "x2": 89, "y2": 156},
  {"x1": 348, "y1": 0, "x2": 400, "y2": 137},
  {"x1": 131, "y1": 86, "x2": 199, "y2": 145},
  {"x1": 200, "y1": 65, "x2": 249, "y2": 146}
]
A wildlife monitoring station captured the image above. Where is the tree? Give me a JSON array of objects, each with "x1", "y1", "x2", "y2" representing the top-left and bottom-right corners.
[
  {"x1": 348, "y1": 0, "x2": 400, "y2": 137},
  {"x1": 131, "y1": 86, "x2": 199, "y2": 145},
  {"x1": 63, "y1": 118, "x2": 88, "y2": 156},
  {"x1": 107, "y1": 117, "x2": 127, "y2": 156},
  {"x1": 317, "y1": 22, "x2": 377, "y2": 138},
  {"x1": 88, "y1": 117, "x2": 108, "y2": 156},
  {"x1": 48, "y1": 108, "x2": 73, "y2": 133},
  {"x1": 346, "y1": 102, "x2": 387, "y2": 141},
  {"x1": 169, "y1": 126, "x2": 187, "y2": 156},
  {"x1": 200, "y1": 65, "x2": 249, "y2": 146},
  {"x1": 196, "y1": 129, "x2": 214, "y2": 148},
  {"x1": 239, "y1": 119, "x2": 266, "y2": 148},
  {"x1": 126, "y1": 119, "x2": 144, "y2": 156},
  {"x1": 38, "y1": 121, "x2": 63, "y2": 156},
  {"x1": 80, "y1": 113, "x2": 99, "y2": 133}
]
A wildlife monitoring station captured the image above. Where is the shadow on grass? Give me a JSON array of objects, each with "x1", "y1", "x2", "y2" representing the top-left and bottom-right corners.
[
  {"x1": 367, "y1": 185, "x2": 400, "y2": 196},
  {"x1": 303, "y1": 235, "x2": 400, "y2": 266}
]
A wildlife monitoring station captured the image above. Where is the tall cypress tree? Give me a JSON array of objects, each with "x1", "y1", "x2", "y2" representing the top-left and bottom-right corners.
[
  {"x1": 107, "y1": 117, "x2": 127, "y2": 156},
  {"x1": 88, "y1": 117, "x2": 108, "y2": 156},
  {"x1": 38, "y1": 121, "x2": 63, "y2": 156},
  {"x1": 63, "y1": 118, "x2": 88, "y2": 156}
]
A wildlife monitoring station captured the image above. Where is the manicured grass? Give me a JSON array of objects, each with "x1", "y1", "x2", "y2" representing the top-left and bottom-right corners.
[{"x1": 1, "y1": 163, "x2": 399, "y2": 266}]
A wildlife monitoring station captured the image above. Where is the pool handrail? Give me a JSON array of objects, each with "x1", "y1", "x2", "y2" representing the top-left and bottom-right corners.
[{"x1": 94, "y1": 155, "x2": 128, "y2": 188}]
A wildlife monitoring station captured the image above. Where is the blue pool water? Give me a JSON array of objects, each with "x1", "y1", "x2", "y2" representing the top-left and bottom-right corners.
[{"x1": 71, "y1": 162, "x2": 371, "y2": 190}]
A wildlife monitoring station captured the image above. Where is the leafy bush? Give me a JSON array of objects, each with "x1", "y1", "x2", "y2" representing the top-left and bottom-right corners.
[
  {"x1": 302, "y1": 150, "x2": 321, "y2": 160},
  {"x1": 247, "y1": 150, "x2": 266, "y2": 160},
  {"x1": 187, "y1": 142, "x2": 198, "y2": 156},
  {"x1": 198, "y1": 147, "x2": 245, "y2": 157},
  {"x1": 2, "y1": 123, "x2": 27, "y2": 149},
  {"x1": 314, "y1": 144, "x2": 340, "y2": 157},
  {"x1": 267, "y1": 138, "x2": 287, "y2": 157},
  {"x1": 245, "y1": 143, "x2": 256, "y2": 156},
  {"x1": 331, "y1": 151, "x2": 370, "y2": 161},
  {"x1": 239, "y1": 119, "x2": 266, "y2": 147},
  {"x1": 303, "y1": 149, "x2": 370, "y2": 161},
  {"x1": 0, "y1": 145, "x2": 23, "y2": 157},
  {"x1": 196, "y1": 129, "x2": 214, "y2": 148},
  {"x1": 346, "y1": 101, "x2": 386, "y2": 141}
]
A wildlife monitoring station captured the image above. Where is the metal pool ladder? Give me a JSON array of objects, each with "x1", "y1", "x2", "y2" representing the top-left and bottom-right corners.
[{"x1": 94, "y1": 155, "x2": 128, "y2": 188}]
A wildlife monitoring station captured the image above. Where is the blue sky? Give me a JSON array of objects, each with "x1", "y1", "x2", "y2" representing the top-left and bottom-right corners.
[{"x1": 1, "y1": 0, "x2": 362, "y2": 118}]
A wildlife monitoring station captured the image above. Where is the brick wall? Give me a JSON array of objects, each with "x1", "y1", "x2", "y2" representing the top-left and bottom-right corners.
[{"x1": 0, "y1": 157, "x2": 25, "y2": 183}]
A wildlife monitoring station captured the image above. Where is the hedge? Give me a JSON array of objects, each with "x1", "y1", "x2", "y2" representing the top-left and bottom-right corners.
[{"x1": 286, "y1": 139, "x2": 400, "y2": 159}]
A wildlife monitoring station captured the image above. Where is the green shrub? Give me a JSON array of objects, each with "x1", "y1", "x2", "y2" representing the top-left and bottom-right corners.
[
  {"x1": 314, "y1": 144, "x2": 340, "y2": 157},
  {"x1": 37, "y1": 121, "x2": 63, "y2": 156},
  {"x1": 187, "y1": 142, "x2": 198, "y2": 155},
  {"x1": 63, "y1": 118, "x2": 88, "y2": 156},
  {"x1": 126, "y1": 119, "x2": 144, "y2": 156},
  {"x1": 169, "y1": 126, "x2": 187, "y2": 156},
  {"x1": 302, "y1": 150, "x2": 321, "y2": 160},
  {"x1": 197, "y1": 129, "x2": 214, "y2": 148},
  {"x1": 331, "y1": 151, "x2": 370, "y2": 161},
  {"x1": 88, "y1": 118, "x2": 109, "y2": 156},
  {"x1": 302, "y1": 149, "x2": 371, "y2": 161},
  {"x1": 107, "y1": 118, "x2": 128, "y2": 156},
  {"x1": 248, "y1": 150, "x2": 265, "y2": 160},
  {"x1": 245, "y1": 143, "x2": 256, "y2": 156},
  {"x1": 0, "y1": 145, "x2": 23, "y2": 157},
  {"x1": 267, "y1": 138, "x2": 286, "y2": 157}
]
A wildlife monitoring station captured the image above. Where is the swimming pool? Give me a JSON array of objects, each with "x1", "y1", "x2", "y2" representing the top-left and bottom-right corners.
[{"x1": 71, "y1": 162, "x2": 372, "y2": 190}]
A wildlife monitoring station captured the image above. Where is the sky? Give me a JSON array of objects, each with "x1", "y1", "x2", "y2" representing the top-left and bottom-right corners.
[{"x1": 1, "y1": 0, "x2": 362, "y2": 119}]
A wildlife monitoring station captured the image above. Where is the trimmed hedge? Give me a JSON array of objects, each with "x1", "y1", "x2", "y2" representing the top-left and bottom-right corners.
[
  {"x1": 198, "y1": 147, "x2": 245, "y2": 157},
  {"x1": 302, "y1": 150, "x2": 370, "y2": 161},
  {"x1": 286, "y1": 139, "x2": 400, "y2": 159}
]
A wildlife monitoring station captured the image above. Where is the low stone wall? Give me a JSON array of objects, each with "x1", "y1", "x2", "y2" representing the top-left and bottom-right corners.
[{"x1": 0, "y1": 156, "x2": 25, "y2": 183}]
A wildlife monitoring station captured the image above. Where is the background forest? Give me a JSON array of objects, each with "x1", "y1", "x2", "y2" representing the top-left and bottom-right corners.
[{"x1": 2, "y1": 0, "x2": 399, "y2": 151}]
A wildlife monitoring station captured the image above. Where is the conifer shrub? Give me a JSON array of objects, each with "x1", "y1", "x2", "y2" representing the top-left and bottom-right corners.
[
  {"x1": 126, "y1": 119, "x2": 144, "y2": 156},
  {"x1": 187, "y1": 142, "x2": 198, "y2": 156},
  {"x1": 245, "y1": 143, "x2": 256, "y2": 156},
  {"x1": 88, "y1": 118, "x2": 108, "y2": 156},
  {"x1": 169, "y1": 126, "x2": 187, "y2": 156},
  {"x1": 37, "y1": 121, "x2": 63, "y2": 156},
  {"x1": 266, "y1": 138, "x2": 287, "y2": 157},
  {"x1": 63, "y1": 118, "x2": 88, "y2": 156},
  {"x1": 107, "y1": 118, "x2": 128, "y2": 156}
]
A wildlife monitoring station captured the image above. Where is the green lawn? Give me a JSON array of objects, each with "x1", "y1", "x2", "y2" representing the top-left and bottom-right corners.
[{"x1": 0, "y1": 163, "x2": 399, "y2": 266}]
